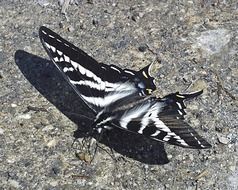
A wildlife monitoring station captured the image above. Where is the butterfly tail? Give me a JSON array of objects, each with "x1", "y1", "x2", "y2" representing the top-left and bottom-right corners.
[{"x1": 159, "y1": 90, "x2": 203, "y2": 119}]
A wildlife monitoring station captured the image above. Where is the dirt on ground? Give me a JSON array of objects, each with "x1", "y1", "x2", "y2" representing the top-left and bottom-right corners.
[{"x1": 0, "y1": 0, "x2": 237, "y2": 189}]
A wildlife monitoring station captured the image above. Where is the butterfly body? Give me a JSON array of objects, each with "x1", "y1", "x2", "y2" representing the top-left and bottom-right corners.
[{"x1": 39, "y1": 26, "x2": 211, "y2": 149}]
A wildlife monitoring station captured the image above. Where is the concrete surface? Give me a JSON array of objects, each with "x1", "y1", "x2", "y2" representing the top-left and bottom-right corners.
[{"x1": 0, "y1": 0, "x2": 237, "y2": 189}]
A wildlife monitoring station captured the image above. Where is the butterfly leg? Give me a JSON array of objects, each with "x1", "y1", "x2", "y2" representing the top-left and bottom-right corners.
[{"x1": 92, "y1": 129, "x2": 119, "y2": 164}]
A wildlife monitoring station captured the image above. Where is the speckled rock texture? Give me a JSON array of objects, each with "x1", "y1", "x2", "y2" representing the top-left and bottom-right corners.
[{"x1": 0, "y1": 1, "x2": 237, "y2": 189}]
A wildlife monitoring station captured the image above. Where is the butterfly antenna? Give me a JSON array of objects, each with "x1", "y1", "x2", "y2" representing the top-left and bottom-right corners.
[{"x1": 90, "y1": 130, "x2": 118, "y2": 164}]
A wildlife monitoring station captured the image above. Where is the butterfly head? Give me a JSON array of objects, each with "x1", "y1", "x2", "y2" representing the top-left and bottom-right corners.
[{"x1": 135, "y1": 63, "x2": 156, "y2": 95}]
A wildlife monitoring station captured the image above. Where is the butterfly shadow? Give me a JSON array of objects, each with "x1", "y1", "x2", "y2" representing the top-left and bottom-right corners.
[{"x1": 15, "y1": 50, "x2": 169, "y2": 165}]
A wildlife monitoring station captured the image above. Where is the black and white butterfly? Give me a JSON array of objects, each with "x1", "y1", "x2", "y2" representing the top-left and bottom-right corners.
[{"x1": 39, "y1": 26, "x2": 211, "y2": 149}]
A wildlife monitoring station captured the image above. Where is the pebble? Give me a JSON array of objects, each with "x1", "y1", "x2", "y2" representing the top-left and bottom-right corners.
[
  {"x1": 49, "y1": 180, "x2": 58, "y2": 187},
  {"x1": 92, "y1": 19, "x2": 99, "y2": 26},
  {"x1": 47, "y1": 139, "x2": 57, "y2": 147},
  {"x1": 0, "y1": 127, "x2": 4, "y2": 135},
  {"x1": 138, "y1": 45, "x2": 147, "y2": 52},
  {"x1": 42, "y1": 125, "x2": 54, "y2": 132},
  {"x1": 58, "y1": 0, "x2": 64, "y2": 6},
  {"x1": 11, "y1": 103, "x2": 17, "y2": 107},
  {"x1": 144, "y1": 165, "x2": 149, "y2": 169},
  {"x1": 131, "y1": 14, "x2": 138, "y2": 22},
  {"x1": 167, "y1": 154, "x2": 173, "y2": 159},
  {"x1": 138, "y1": 12, "x2": 144, "y2": 18},
  {"x1": 229, "y1": 165, "x2": 236, "y2": 172},
  {"x1": 188, "y1": 154, "x2": 194, "y2": 161},
  {"x1": 68, "y1": 26, "x2": 75, "y2": 32},
  {"x1": 84, "y1": 154, "x2": 91, "y2": 163},
  {"x1": 16, "y1": 113, "x2": 31, "y2": 120},
  {"x1": 87, "y1": 0, "x2": 93, "y2": 4},
  {"x1": 217, "y1": 135, "x2": 230, "y2": 144},
  {"x1": 231, "y1": 68, "x2": 238, "y2": 78},
  {"x1": 76, "y1": 152, "x2": 91, "y2": 163},
  {"x1": 37, "y1": 0, "x2": 49, "y2": 7},
  {"x1": 8, "y1": 179, "x2": 20, "y2": 188}
]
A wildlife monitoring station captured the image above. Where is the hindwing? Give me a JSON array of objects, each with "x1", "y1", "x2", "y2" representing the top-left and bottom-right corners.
[{"x1": 99, "y1": 90, "x2": 211, "y2": 149}]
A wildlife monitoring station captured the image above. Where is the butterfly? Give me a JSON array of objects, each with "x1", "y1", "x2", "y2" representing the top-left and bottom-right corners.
[{"x1": 39, "y1": 26, "x2": 211, "y2": 149}]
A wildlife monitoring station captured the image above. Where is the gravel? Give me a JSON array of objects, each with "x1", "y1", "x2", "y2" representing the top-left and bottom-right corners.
[{"x1": 1, "y1": 1, "x2": 237, "y2": 189}]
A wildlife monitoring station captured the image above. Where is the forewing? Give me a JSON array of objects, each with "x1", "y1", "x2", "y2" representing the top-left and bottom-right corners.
[
  {"x1": 39, "y1": 26, "x2": 156, "y2": 112},
  {"x1": 39, "y1": 27, "x2": 138, "y2": 112}
]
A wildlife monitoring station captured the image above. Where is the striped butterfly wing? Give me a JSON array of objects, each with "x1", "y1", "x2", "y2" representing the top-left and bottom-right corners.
[
  {"x1": 107, "y1": 90, "x2": 211, "y2": 149},
  {"x1": 39, "y1": 26, "x2": 156, "y2": 112}
]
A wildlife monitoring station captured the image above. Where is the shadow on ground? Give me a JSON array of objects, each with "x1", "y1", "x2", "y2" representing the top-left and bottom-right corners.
[{"x1": 15, "y1": 50, "x2": 169, "y2": 165}]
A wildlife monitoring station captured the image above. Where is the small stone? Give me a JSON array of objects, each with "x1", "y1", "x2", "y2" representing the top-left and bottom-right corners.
[
  {"x1": 59, "y1": 22, "x2": 64, "y2": 28},
  {"x1": 188, "y1": 154, "x2": 194, "y2": 161},
  {"x1": 88, "y1": 182, "x2": 93, "y2": 185},
  {"x1": 76, "y1": 152, "x2": 85, "y2": 161},
  {"x1": 17, "y1": 113, "x2": 31, "y2": 120},
  {"x1": 144, "y1": 165, "x2": 149, "y2": 169},
  {"x1": 215, "y1": 126, "x2": 223, "y2": 132},
  {"x1": 80, "y1": 23, "x2": 86, "y2": 30},
  {"x1": 92, "y1": 19, "x2": 98, "y2": 26},
  {"x1": 138, "y1": 45, "x2": 147, "y2": 52},
  {"x1": 188, "y1": 104, "x2": 198, "y2": 110},
  {"x1": 217, "y1": 135, "x2": 230, "y2": 144},
  {"x1": 47, "y1": 139, "x2": 57, "y2": 147},
  {"x1": 167, "y1": 154, "x2": 173, "y2": 159},
  {"x1": 231, "y1": 68, "x2": 238, "y2": 78},
  {"x1": 50, "y1": 180, "x2": 58, "y2": 187},
  {"x1": 131, "y1": 15, "x2": 137, "y2": 22},
  {"x1": 68, "y1": 26, "x2": 75, "y2": 32},
  {"x1": 51, "y1": 166, "x2": 61, "y2": 176},
  {"x1": 34, "y1": 124, "x2": 43, "y2": 130},
  {"x1": 7, "y1": 157, "x2": 16, "y2": 163},
  {"x1": 131, "y1": 12, "x2": 140, "y2": 22},
  {"x1": 229, "y1": 165, "x2": 236, "y2": 172},
  {"x1": 164, "y1": 184, "x2": 170, "y2": 188},
  {"x1": 192, "y1": 119, "x2": 200, "y2": 126},
  {"x1": 8, "y1": 179, "x2": 20, "y2": 188},
  {"x1": 58, "y1": 0, "x2": 64, "y2": 6},
  {"x1": 138, "y1": 12, "x2": 144, "y2": 18},
  {"x1": 87, "y1": 0, "x2": 93, "y2": 4},
  {"x1": 37, "y1": 0, "x2": 50, "y2": 7},
  {"x1": 0, "y1": 127, "x2": 4, "y2": 135},
  {"x1": 11, "y1": 103, "x2": 17, "y2": 107},
  {"x1": 42, "y1": 125, "x2": 54, "y2": 132},
  {"x1": 84, "y1": 153, "x2": 91, "y2": 163},
  {"x1": 76, "y1": 152, "x2": 91, "y2": 163}
]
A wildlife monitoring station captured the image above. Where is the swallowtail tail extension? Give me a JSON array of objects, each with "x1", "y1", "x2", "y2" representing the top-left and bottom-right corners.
[{"x1": 39, "y1": 26, "x2": 211, "y2": 149}]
